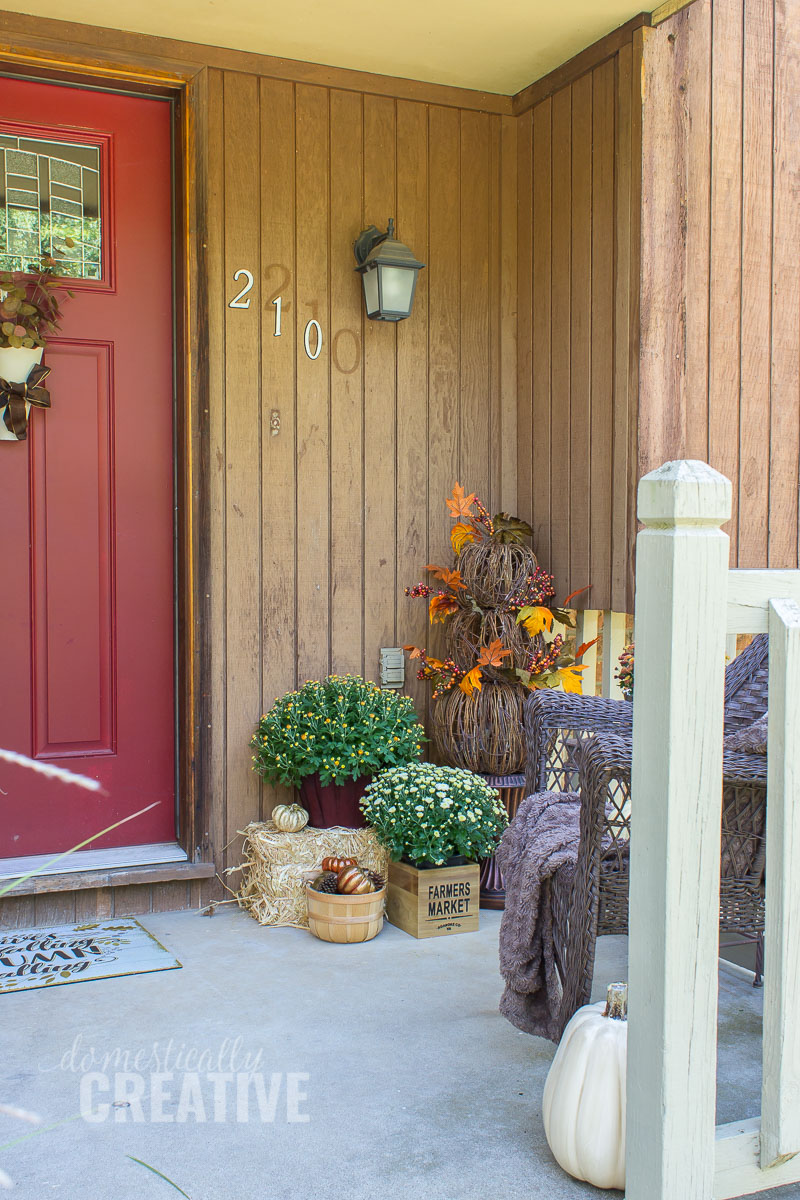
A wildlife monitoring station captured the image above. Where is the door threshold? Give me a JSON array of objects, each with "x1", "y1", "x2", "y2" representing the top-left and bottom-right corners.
[{"x1": 0, "y1": 842, "x2": 188, "y2": 881}]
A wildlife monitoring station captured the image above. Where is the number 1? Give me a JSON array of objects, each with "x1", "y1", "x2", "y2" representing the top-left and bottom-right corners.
[{"x1": 272, "y1": 295, "x2": 282, "y2": 337}]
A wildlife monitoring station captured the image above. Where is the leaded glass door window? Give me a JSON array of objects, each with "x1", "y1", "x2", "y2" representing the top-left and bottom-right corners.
[{"x1": 0, "y1": 134, "x2": 101, "y2": 279}]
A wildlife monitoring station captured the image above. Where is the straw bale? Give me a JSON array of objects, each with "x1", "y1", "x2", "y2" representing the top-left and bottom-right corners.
[{"x1": 237, "y1": 821, "x2": 389, "y2": 928}]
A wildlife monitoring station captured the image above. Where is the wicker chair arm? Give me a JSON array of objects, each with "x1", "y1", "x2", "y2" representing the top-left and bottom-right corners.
[
  {"x1": 724, "y1": 633, "x2": 769, "y2": 731},
  {"x1": 524, "y1": 691, "x2": 633, "y2": 794},
  {"x1": 566, "y1": 736, "x2": 764, "y2": 791},
  {"x1": 722, "y1": 748, "x2": 768, "y2": 786}
]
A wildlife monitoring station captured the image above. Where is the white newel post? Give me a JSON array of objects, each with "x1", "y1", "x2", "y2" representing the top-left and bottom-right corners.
[{"x1": 626, "y1": 461, "x2": 731, "y2": 1200}]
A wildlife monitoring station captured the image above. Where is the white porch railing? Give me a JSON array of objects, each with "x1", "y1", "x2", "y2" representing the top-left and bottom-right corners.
[{"x1": 626, "y1": 460, "x2": 800, "y2": 1200}]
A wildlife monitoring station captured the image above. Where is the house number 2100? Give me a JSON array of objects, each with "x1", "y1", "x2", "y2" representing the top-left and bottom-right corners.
[{"x1": 229, "y1": 273, "x2": 322, "y2": 361}]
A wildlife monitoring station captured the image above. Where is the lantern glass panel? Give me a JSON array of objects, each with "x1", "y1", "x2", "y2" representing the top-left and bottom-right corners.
[
  {"x1": 379, "y1": 264, "x2": 415, "y2": 316},
  {"x1": 362, "y1": 265, "x2": 380, "y2": 316}
]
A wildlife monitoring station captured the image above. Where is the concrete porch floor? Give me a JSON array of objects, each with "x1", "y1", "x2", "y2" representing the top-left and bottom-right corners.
[{"x1": 1, "y1": 906, "x2": 795, "y2": 1200}]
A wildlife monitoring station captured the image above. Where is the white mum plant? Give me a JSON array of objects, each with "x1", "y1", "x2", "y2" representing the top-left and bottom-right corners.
[{"x1": 360, "y1": 762, "x2": 508, "y2": 866}]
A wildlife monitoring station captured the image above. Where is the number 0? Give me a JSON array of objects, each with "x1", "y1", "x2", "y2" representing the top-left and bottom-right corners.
[
  {"x1": 229, "y1": 269, "x2": 254, "y2": 309},
  {"x1": 304, "y1": 320, "x2": 322, "y2": 360}
]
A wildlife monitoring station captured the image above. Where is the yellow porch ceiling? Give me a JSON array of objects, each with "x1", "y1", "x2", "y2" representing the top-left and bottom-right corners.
[{"x1": 0, "y1": 0, "x2": 653, "y2": 94}]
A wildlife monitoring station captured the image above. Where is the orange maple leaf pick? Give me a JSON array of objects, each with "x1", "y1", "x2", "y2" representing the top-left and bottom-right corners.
[
  {"x1": 451, "y1": 522, "x2": 479, "y2": 555},
  {"x1": 558, "y1": 665, "x2": 587, "y2": 695},
  {"x1": 517, "y1": 606, "x2": 555, "y2": 637},
  {"x1": 563, "y1": 585, "x2": 591, "y2": 606},
  {"x1": 446, "y1": 482, "x2": 477, "y2": 520},
  {"x1": 477, "y1": 639, "x2": 512, "y2": 668},
  {"x1": 459, "y1": 666, "x2": 483, "y2": 697},
  {"x1": 429, "y1": 593, "x2": 460, "y2": 623},
  {"x1": 426, "y1": 565, "x2": 466, "y2": 590}
]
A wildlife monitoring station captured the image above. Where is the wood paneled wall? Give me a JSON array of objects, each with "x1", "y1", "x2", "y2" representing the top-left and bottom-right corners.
[
  {"x1": 516, "y1": 33, "x2": 643, "y2": 613},
  {"x1": 205, "y1": 71, "x2": 518, "y2": 865},
  {"x1": 640, "y1": 0, "x2": 800, "y2": 568}
]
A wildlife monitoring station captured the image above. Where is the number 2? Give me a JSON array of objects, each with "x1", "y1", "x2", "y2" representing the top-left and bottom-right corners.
[{"x1": 229, "y1": 269, "x2": 254, "y2": 309}]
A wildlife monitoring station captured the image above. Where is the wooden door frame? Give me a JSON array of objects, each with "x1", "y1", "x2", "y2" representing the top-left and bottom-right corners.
[{"x1": 0, "y1": 44, "x2": 213, "y2": 867}]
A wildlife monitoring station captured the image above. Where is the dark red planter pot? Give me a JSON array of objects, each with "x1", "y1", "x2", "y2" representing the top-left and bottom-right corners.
[{"x1": 299, "y1": 773, "x2": 370, "y2": 828}]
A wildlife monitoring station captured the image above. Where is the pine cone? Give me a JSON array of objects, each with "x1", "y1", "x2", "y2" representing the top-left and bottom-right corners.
[
  {"x1": 310, "y1": 871, "x2": 339, "y2": 894},
  {"x1": 362, "y1": 868, "x2": 385, "y2": 890}
]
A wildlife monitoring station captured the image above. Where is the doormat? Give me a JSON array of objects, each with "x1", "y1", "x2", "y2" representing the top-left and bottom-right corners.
[{"x1": 0, "y1": 919, "x2": 181, "y2": 994}]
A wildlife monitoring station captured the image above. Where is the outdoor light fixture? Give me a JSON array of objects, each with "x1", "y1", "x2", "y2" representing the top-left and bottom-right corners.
[{"x1": 353, "y1": 219, "x2": 425, "y2": 321}]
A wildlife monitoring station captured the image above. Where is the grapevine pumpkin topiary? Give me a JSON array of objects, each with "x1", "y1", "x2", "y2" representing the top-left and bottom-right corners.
[{"x1": 403, "y1": 484, "x2": 595, "y2": 703}]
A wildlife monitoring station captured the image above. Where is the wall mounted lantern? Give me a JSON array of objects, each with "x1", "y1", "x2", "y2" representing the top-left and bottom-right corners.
[{"x1": 353, "y1": 219, "x2": 425, "y2": 322}]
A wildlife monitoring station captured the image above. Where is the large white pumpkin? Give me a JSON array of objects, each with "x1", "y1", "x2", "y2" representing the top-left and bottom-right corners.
[{"x1": 542, "y1": 982, "x2": 627, "y2": 1191}]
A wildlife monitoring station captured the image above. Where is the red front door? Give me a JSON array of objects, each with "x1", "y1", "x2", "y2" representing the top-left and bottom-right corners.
[{"x1": 0, "y1": 78, "x2": 175, "y2": 857}]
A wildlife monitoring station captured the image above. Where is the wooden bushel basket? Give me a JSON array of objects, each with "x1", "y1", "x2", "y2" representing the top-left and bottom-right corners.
[{"x1": 305, "y1": 885, "x2": 386, "y2": 943}]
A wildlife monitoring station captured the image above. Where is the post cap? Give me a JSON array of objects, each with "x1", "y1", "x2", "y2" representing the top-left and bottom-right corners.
[{"x1": 637, "y1": 459, "x2": 732, "y2": 527}]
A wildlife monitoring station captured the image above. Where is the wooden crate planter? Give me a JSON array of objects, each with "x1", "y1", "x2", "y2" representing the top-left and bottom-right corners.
[{"x1": 386, "y1": 860, "x2": 479, "y2": 939}]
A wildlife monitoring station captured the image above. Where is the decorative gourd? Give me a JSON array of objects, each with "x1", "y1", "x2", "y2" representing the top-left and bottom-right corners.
[
  {"x1": 542, "y1": 982, "x2": 628, "y2": 1192},
  {"x1": 272, "y1": 803, "x2": 309, "y2": 833},
  {"x1": 336, "y1": 865, "x2": 377, "y2": 895},
  {"x1": 322, "y1": 856, "x2": 357, "y2": 874}
]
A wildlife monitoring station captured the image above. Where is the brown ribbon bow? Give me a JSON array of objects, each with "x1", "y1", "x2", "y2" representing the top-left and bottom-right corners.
[{"x1": 0, "y1": 363, "x2": 52, "y2": 441}]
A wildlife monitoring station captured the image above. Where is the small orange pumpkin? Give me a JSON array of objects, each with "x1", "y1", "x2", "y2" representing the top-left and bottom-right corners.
[
  {"x1": 336, "y1": 865, "x2": 376, "y2": 895},
  {"x1": 322, "y1": 856, "x2": 357, "y2": 874}
]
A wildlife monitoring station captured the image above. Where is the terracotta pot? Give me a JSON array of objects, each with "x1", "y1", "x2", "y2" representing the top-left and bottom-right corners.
[
  {"x1": 298, "y1": 773, "x2": 370, "y2": 828},
  {"x1": 0, "y1": 346, "x2": 43, "y2": 442}
]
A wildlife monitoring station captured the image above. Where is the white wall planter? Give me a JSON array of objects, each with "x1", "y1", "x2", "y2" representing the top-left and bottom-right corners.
[{"x1": 0, "y1": 345, "x2": 44, "y2": 441}]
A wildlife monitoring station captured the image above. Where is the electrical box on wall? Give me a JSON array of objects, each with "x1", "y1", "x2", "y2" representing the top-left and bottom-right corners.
[{"x1": 380, "y1": 647, "x2": 405, "y2": 689}]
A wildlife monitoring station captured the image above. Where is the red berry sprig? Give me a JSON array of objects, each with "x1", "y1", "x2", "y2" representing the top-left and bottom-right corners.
[
  {"x1": 506, "y1": 567, "x2": 556, "y2": 612},
  {"x1": 473, "y1": 496, "x2": 495, "y2": 535},
  {"x1": 528, "y1": 634, "x2": 565, "y2": 676}
]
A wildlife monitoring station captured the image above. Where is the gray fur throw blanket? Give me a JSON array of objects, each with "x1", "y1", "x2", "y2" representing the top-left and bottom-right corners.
[
  {"x1": 496, "y1": 791, "x2": 581, "y2": 1042},
  {"x1": 724, "y1": 711, "x2": 768, "y2": 754}
]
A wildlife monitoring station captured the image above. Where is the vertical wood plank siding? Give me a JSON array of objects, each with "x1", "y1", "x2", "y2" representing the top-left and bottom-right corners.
[
  {"x1": 516, "y1": 34, "x2": 643, "y2": 612},
  {"x1": 640, "y1": 0, "x2": 798, "y2": 571},
  {"x1": 206, "y1": 82, "x2": 517, "y2": 866}
]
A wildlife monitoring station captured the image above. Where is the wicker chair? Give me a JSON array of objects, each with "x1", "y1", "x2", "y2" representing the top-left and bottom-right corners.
[
  {"x1": 523, "y1": 633, "x2": 769, "y2": 1038},
  {"x1": 526, "y1": 633, "x2": 769, "y2": 796}
]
